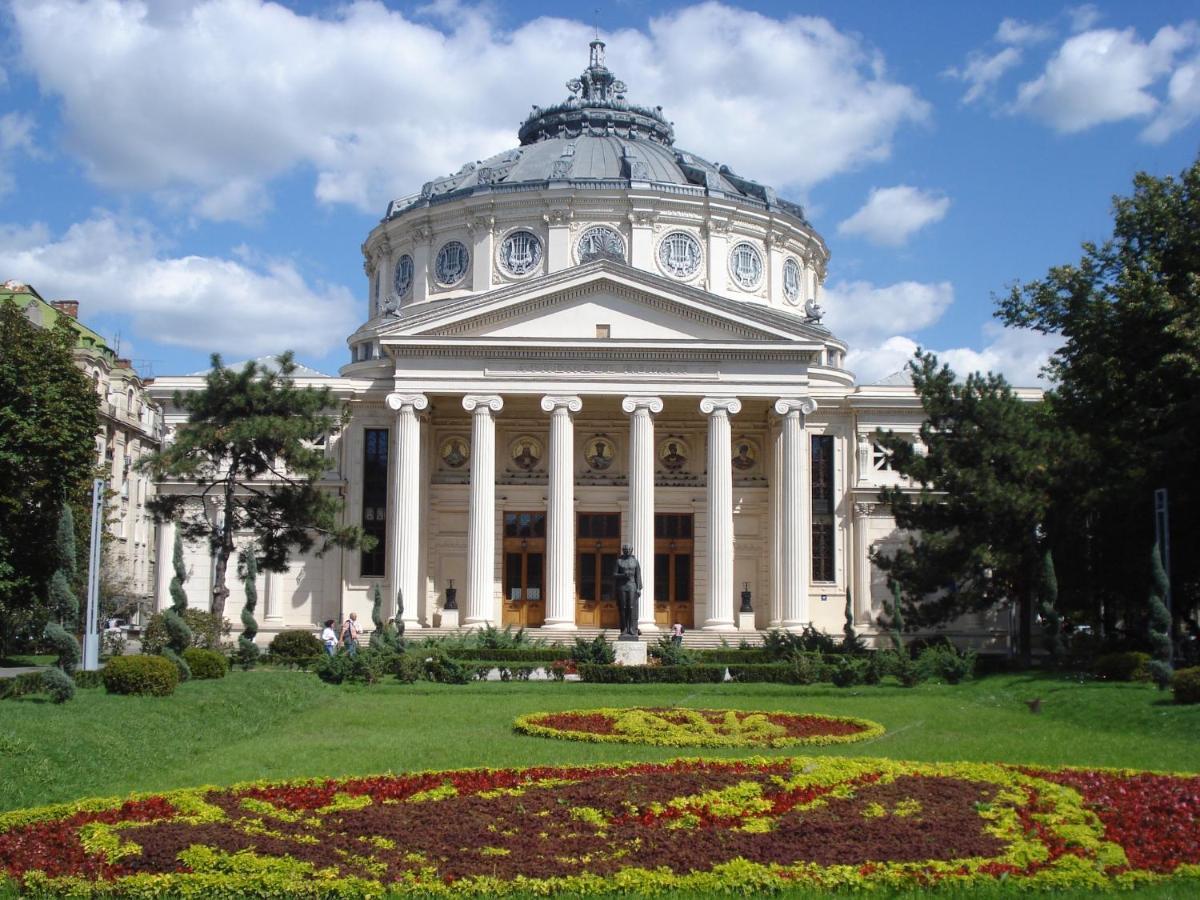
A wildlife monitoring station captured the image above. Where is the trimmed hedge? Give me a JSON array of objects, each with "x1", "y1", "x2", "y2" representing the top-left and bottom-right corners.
[
  {"x1": 1093, "y1": 651, "x2": 1151, "y2": 682},
  {"x1": 442, "y1": 647, "x2": 566, "y2": 662},
  {"x1": 39, "y1": 668, "x2": 75, "y2": 703},
  {"x1": 578, "y1": 664, "x2": 726, "y2": 683},
  {"x1": 695, "y1": 649, "x2": 773, "y2": 665},
  {"x1": 182, "y1": 647, "x2": 228, "y2": 680},
  {"x1": 0, "y1": 672, "x2": 45, "y2": 701},
  {"x1": 1172, "y1": 666, "x2": 1200, "y2": 704},
  {"x1": 268, "y1": 630, "x2": 325, "y2": 664},
  {"x1": 72, "y1": 669, "x2": 105, "y2": 689},
  {"x1": 103, "y1": 655, "x2": 179, "y2": 696}
]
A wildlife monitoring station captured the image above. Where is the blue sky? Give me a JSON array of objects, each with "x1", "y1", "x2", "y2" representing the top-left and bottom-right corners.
[{"x1": 1, "y1": 0, "x2": 1197, "y2": 383}]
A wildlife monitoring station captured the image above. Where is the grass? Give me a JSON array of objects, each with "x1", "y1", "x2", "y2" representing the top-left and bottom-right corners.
[
  {"x1": 0, "y1": 669, "x2": 1196, "y2": 813},
  {"x1": 0, "y1": 655, "x2": 53, "y2": 668},
  {"x1": 0, "y1": 670, "x2": 1197, "y2": 897}
]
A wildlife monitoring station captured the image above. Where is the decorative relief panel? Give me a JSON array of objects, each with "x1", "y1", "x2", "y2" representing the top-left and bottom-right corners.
[
  {"x1": 656, "y1": 231, "x2": 702, "y2": 279},
  {"x1": 434, "y1": 241, "x2": 470, "y2": 286}
]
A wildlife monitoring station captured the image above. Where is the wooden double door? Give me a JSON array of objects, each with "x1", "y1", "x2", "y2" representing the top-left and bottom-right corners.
[
  {"x1": 654, "y1": 513, "x2": 694, "y2": 629},
  {"x1": 504, "y1": 509, "x2": 694, "y2": 629},
  {"x1": 502, "y1": 511, "x2": 545, "y2": 627}
]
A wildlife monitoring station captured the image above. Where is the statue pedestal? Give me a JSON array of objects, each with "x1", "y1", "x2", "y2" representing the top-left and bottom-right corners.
[
  {"x1": 614, "y1": 639, "x2": 647, "y2": 666},
  {"x1": 438, "y1": 608, "x2": 459, "y2": 629},
  {"x1": 738, "y1": 611, "x2": 756, "y2": 632}
]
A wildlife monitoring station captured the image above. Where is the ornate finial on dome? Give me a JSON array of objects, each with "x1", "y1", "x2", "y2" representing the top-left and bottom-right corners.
[
  {"x1": 566, "y1": 39, "x2": 627, "y2": 103},
  {"x1": 519, "y1": 39, "x2": 673, "y2": 146}
]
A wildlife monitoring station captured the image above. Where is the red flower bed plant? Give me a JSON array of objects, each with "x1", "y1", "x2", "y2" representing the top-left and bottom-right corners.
[
  {"x1": 514, "y1": 706, "x2": 885, "y2": 747},
  {"x1": 2, "y1": 757, "x2": 1198, "y2": 896}
]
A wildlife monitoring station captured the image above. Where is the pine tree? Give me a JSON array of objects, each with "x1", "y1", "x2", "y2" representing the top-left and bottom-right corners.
[
  {"x1": 143, "y1": 353, "x2": 365, "y2": 624},
  {"x1": 841, "y1": 588, "x2": 862, "y2": 652},
  {"x1": 888, "y1": 580, "x2": 905, "y2": 653},
  {"x1": 1147, "y1": 540, "x2": 1173, "y2": 690},
  {"x1": 162, "y1": 531, "x2": 192, "y2": 680},
  {"x1": 369, "y1": 583, "x2": 388, "y2": 652},
  {"x1": 237, "y1": 548, "x2": 260, "y2": 669}
]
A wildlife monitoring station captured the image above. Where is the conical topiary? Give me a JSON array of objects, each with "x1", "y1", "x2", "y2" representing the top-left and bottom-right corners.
[
  {"x1": 1039, "y1": 548, "x2": 1064, "y2": 664},
  {"x1": 237, "y1": 547, "x2": 260, "y2": 669},
  {"x1": 1147, "y1": 540, "x2": 1173, "y2": 690},
  {"x1": 888, "y1": 580, "x2": 905, "y2": 653},
  {"x1": 48, "y1": 505, "x2": 79, "y2": 627},
  {"x1": 162, "y1": 530, "x2": 192, "y2": 680}
]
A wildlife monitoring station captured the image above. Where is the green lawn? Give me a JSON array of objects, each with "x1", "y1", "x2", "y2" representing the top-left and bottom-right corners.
[{"x1": 1, "y1": 669, "x2": 1196, "y2": 814}]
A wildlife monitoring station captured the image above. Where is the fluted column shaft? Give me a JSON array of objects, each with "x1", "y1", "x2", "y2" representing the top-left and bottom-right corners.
[
  {"x1": 701, "y1": 397, "x2": 741, "y2": 630},
  {"x1": 463, "y1": 395, "x2": 503, "y2": 627},
  {"x1": 622, "y1": 396, "x2": 663, "y2": 632},
  {"x1": 775, "y1": 398, "x2": 817, "y2": 630},
  {"x1": 852, "y1": 503, "x2": 875, "y2": 625},
  {"x1": 386, "y1": 393, "x2": 428, "y2": 628},
  {"x1": 541, "y1": 395, "x2": 582, "y2": 630},
  {"x1": 769, "y1": 419, "x2": 783, "y2": 628}
]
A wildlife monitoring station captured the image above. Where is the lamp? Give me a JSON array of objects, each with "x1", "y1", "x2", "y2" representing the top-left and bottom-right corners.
[
  {"x1": 740, "y1": 581, "x2": 753, "y2": 614},
  {"x1": 444, "y1": 578, "x2": 458, "y2": 611}
]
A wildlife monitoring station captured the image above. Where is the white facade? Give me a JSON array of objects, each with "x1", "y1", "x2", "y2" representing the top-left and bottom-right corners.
[{"x1": 149, "y1": 44, "x2": 1012, "y2": 648}]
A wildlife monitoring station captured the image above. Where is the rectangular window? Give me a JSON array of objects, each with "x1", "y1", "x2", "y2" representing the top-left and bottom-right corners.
[
  {"x1": 811, "y1": 435, "x2": 835, "y2": 582},
  {"x1": 360, "y1": 428, "x2": 389, "y2": 577},
  {"x1": 596, "y1": 324, "x2": 611, "y2": 338}
]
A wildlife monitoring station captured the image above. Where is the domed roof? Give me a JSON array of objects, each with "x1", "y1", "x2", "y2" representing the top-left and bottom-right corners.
[{"x1": 385, "y1": 40, "x2": 807, "y2": 226}]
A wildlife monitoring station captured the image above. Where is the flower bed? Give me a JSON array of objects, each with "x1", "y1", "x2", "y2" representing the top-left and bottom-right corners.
[
  {"x1": 514, "y1": 706, "x2": 884, "y2": 747},
  {"x1": 2, "y1": 757, "x2": 1197, "y2": 896}
]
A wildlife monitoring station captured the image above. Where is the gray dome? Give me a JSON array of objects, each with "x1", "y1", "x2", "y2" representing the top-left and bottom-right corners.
[{"x1": 385, "y1": 41, "x2": 807, "y2": 226}]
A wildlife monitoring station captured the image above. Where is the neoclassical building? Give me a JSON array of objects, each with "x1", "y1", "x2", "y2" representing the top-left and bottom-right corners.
[{"x1": 149, "y1": 44, "x2": 1006, "y2": 647}]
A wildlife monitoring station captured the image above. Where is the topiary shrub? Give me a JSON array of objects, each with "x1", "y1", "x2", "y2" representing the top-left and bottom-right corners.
[
  {"x1": 72, "y1": 669, "x2": 104, "y2": 689},
  {"x1": 268, "y1": 629, "x2": 324, "y2": 665},
  {"x1": 162, "y1": 531, "x2": 194, "y2": 681},
  {"x1": 916, "y1": 642, "x2": 976, "y2": 684},
  {"x1": 182, "y1": 647, "x2": 228, "y2": 679},
  {"x1": 788, "y1": 651, "x2": 827, "y2": 685},
  {"x1": 649, "y1": 635, "x2": 696, "y2": 666},
  {"x1": 235, "y1": 548, "x2": 261, "y2": 670},
  {"x1": 103, "y1": 655, "x2": 179, "y2": 696},
  {"x1": 39, "y1": 667, "x2": 75, "y2": 704},
  {"x1": 423, "y1": 648, "x2": 472, "y2": 684},
  {"x1": 1147, "y1": 542, "x2": 1173, "y2": 690},
  {"x1": 570, "y1": 633, "x2": 615, "y2": 665},
  {"x1": 1093, "y1": 651, "x2": 1151, "y2": 682},
  {"x1": 1170, "y1": 667, "x2": 1200, "y2": 704},
  {"x1": 830, "y1": 656, "x2": 865, "y2": 687},
  {"x1": 392, "y1": 653, "x2": 424, "y2": 684},
  {"x1": 43, "y1": 622, "x2": 80, "y2": 675},
  {"x1": 141, "y1": 609, "x2": 232, "y2": 655}
]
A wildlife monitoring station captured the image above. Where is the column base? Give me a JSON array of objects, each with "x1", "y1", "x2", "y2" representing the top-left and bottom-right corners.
[
  {"x1": 738, "y1": 611, "x2": 757, "y2": 632},
  {"x1": 437, "y1": 608, "x2": 459, "y2": 628},
  {"x1": 541, "y1": 619, "x2": 578, "y2": 631},
  {"x1": 637, "y1": 621, "x2": 661, "y2": 634},
  {"x1": 461, "y1": 617, "x2": 493, "y2": 630},
  {"x1": 780, "y1": 620, "x2": 810, "y2": 633},
  {"x1": 400, "y1": 620, "x2": 424, "y2": 630},
  {"x1": 702, "y1": 620, "x2": 738, "y2": 632}
]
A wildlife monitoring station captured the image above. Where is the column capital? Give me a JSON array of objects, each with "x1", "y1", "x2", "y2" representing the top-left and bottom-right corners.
[
  {"x1": 773, "y1": 397, "x2": 817, "y2": 417},
  {"x1": 386, "y1": 392, "x2": 428, "y2": 413},
  {"x1": 540, "y1": 394, "x2": 583, "y2": 414},
  {"x1": 853, "y1": 501, "x2": 877, "y2": 519},
  {"x1": 621, "y1": 395, "x2": 664, "y2": 415},
  {"x1": 462, "y1": 394, "x2": 504, "y2": 414},
  {"x1": 700, "y1": 396, "x2": 742, "y2": 416}
]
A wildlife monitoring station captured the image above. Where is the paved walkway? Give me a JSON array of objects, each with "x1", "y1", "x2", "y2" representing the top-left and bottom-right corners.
[{"x1": 0, "y1": 666, "x2": 46, "y2": 679}]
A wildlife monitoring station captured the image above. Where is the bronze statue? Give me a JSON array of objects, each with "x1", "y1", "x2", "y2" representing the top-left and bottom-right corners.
[{"x1": 614, "y1": 544, "x2": 642, "y2": 639}]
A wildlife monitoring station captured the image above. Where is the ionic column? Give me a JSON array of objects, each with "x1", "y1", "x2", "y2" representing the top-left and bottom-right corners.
[
  {"x1": 541, "y1": 394, "x2": 582, "y2": 630},
  {"x1": 154, "y1": 518, "x2": 175, "y2": 613},
  {"x1": 768, "y1": 418, "x2": 783, "y2": 628},
  {"x1": 622, "y1": 395, "x2": 663, "y2": 632},
  {"x1": 386, "y1": 392, "x2": 429, "y2": 629},
  {"x1": 462, "y1": 394, "x2": 503, "y2": 628},
  {"x1": 774, "y1": 398, "x2": 817, "y2": 630},
  {"x1": 852, "y1": 502, "x2": 876, "y2": 625},
  {"x1": 701, "y1": 397, "x2": 741, "y2": 630}
]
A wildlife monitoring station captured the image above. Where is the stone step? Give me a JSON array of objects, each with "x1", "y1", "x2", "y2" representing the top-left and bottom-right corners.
[{"x1": 406, "y1": 626, "x2": 765, "y2": 649}]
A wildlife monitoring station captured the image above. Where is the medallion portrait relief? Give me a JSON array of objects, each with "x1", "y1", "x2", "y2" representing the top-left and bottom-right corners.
[
  {"x1": 439, "y1": 436, "x2": 469, "y2": 469},
  {"x1": 510, "y1": 436, "x2": 543, "y2": 471},
  {"x1": 585, "y1": 435, "x2": 616, "y2": 471},
  {"x1": 731, "y1": 438, "x2": 758, "y2": 472},
  {"x1": 658, "y1": 437, "x2": 689, "y2": 471}
]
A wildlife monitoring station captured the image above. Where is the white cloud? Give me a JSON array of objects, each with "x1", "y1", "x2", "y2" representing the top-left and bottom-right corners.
[
  {"x1": 10, "y1": 0, "x2": 928, "y2": 217},
  {"x1": 1068, "y1": 5, "x2": 1103, "y2": 34},
  {"x1": 1142, "y1": 53, "x2": 1200, "y2": 142},
  {"x1": 0, "y1": 213, "x2": 357, "y2": 358},
  {"x1": 0, "y1": 112, "x2": 37, "y2": 196},
  {"x1": 1012, "y1": 24, "x2": 1198, "y2": 133},
  {"x1": 996, "y1": 18, "x2": 1053, "y2": 47},
  {"x1": 948, "y1": 46, "x2": 1023, "y2": 104},
  {"x1": 823, "y1": 280, "x2": 1058, "y2": 386},
  {"x1": 837, "y1": 185, "x2": 950, "y2": 247},
  {"x1": 823, "y1": 279, "x2": 954, "y2": 349}
]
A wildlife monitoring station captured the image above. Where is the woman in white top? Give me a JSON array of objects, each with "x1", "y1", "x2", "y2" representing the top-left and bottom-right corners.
[{"x1": 321, "y1": 619, "x2": 337, "y2": 656}]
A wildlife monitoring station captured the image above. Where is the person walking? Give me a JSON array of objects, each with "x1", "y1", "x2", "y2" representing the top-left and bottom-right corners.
[
  {"x1": 671, "y1": 622, "x2": 684, "y2": 646},
  {"x1": 341, "y1": 611, "x2": 361, "y2": 656},
  {"x1": 321, "y1": 619, "x2": 337, "y2": 656}
]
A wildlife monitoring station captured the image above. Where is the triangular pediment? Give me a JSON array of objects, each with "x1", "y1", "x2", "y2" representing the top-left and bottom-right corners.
[{"x1": 376, "y1": 261, "x2": 828, "y2": 345}]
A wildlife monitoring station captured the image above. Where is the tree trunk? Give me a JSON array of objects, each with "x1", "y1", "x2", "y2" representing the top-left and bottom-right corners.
[{"x1": 1019, "y1": 591, "x2": 1034, "y2": 668}]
